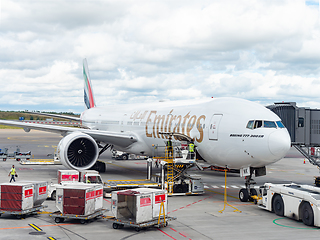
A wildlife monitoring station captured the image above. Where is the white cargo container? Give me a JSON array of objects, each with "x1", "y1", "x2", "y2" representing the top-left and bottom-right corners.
[
  {"x1": 92, "y1": 184, "x2": 103, "y2": 211},
  {"x1": 0, "y1": 183, "x2": 34, "y2": 211},
  {"x1": 56, "y1": 184, "x2": 102, "y2": 216},
  {"x1": 152, "y1": 190, "x2": 167, "y2": 218},
  {"x1": 111, "y1": 188, "x2": 167, "y2": 224},
  {"x1": 21, "y1": 181, "x2": 47, "y2": 207}
]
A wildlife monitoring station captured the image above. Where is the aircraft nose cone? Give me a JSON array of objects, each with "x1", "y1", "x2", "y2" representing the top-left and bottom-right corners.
[{"x1": 268, "y1": 130, "x2": 291, "y2": 158}]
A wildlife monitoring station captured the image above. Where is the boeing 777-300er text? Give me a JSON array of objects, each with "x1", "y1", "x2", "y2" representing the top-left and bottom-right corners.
[{"x1": 0, "y1": 59, "x2": 291, "y2": 201}]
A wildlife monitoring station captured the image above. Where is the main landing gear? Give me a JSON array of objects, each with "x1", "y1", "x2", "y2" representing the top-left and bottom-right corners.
[{"x1": 239, "y1": 171, "x2": 257, "y2": 202}]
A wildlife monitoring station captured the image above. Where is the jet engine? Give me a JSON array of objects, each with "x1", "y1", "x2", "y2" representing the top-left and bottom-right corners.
[{"x1": 57, "y1": 132, "x2": 99, "y2": 170}]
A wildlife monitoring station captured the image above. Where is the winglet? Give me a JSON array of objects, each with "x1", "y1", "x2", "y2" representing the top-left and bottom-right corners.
[{"x1": 83, "y1": 59, "x2": 96, "y2": 109}]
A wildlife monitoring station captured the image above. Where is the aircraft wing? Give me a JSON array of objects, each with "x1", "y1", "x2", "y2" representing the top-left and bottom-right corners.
[
  {"x1": 0, "y1": 120, "x2": 137, "y2": 148},
  {"x1": 25, "y1": 111, "x2": 80, "y2": 121}
]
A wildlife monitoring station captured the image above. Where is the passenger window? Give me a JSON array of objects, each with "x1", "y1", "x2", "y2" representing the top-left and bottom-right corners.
[
  {"x1": 246, "y1": 121, "x2": 254, "y2": 129},
  {"x1": 254, "y1": 120, "x2": 262, "y2": 129},
  {"x1": 276, "y1": 121, "x2": 285, "y2": 128},
  {"x1": 264, "y1": 121, "x2": 277, "y2": 128}
]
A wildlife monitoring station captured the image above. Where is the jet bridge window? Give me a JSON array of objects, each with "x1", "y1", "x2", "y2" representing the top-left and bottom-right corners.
[{"x1": 264, "y1": 121, "x2": 277, "y2": 128}]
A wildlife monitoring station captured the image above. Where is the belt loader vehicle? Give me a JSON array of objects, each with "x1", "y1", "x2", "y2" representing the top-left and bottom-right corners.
[{"x1": 258, "y1": 183, "x2": 320, "y2": 227}]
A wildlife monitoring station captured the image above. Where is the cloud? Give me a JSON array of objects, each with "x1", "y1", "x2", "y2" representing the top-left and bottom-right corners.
[{"x1": 0, "y1": 0, "x2": 319, "y2": 112}]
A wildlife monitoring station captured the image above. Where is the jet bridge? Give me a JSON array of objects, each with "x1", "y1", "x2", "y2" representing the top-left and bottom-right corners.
[{"x1": 267, "y1": 102, "x2": 320, "y2": 171}]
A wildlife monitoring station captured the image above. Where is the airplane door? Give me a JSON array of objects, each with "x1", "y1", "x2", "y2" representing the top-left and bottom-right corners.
[{"x1": 208, "y1": 114, "x2": 223, "y2": 140}]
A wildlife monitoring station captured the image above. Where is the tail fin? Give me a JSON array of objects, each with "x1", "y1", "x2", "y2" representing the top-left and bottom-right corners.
[{"x1": 83, "y1": 58, "x2": 96, "y2": 109}]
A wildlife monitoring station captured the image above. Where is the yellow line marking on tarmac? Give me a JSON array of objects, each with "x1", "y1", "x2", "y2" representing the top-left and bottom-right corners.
[
  {"x1": 0, "y1": 223, "x2": 76, "y2": 231},
  {"x1": 106, "y1": 179, "x2": 147, "y2": 182},
  {"x1": 29, "y1": 223, "x2": 42, "y2": 232}
]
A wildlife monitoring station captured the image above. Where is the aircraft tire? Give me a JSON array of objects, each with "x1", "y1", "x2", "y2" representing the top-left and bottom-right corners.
[
  {"x1": 239, "y1": 188, "x2": 249, "y2": 202},
  {"x1": 249, "y1": 188, "x2": 257, "y2": 202}
]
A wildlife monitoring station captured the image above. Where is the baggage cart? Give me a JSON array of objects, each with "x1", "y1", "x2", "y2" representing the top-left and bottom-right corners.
[
  {"x1": 108, "y1": 188, "x2": 176, "y2": 231},
  {"x1": 50, "y1": 208, "x2": 107, "y2": 224},
  {"x1": 0, "y1": 205, "x2": 47, "y2": 219},
  {"x1": 105, "y1": 215, "x2": 176, "y2": 231},
  {"x1": 0, "y1": 153, "x2": 7, "y2": 161}
]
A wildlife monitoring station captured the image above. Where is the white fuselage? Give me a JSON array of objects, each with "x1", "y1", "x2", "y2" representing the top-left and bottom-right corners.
[{"x1": 80, "y1": 97, "x2": 291, "y2": 169}]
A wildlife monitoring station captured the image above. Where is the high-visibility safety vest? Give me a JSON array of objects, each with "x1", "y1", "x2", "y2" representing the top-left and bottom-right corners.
[
  {"x1": 189, "y1": 143, "x2": 194, "y2": 152},
  {"x1": 10, "y1": 168, "x2": 15, "y2": 175}
]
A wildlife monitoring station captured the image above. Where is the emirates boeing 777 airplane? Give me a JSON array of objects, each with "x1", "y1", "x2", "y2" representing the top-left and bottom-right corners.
[{"x1": 0, "y1": 59, "x2": 291, "y2": 201}]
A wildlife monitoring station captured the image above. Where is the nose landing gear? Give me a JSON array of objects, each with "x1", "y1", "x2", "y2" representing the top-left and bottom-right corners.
[
  {"x1": 239, "y1": 168, "x2": 257, "y2": 202},
  {"x1": 239, "y1": 177, "x2": 257, "y2": 202}
]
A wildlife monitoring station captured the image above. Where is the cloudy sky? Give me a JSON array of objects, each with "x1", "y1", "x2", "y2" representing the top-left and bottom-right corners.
[{"x1": 0, "y1": 0, "x2": 319, "y2": 113}]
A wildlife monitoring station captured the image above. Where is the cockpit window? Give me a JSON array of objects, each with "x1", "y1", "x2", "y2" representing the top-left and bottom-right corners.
[
  {"x1": 276, "y1": 121, "x2": 285, "y2": 128},
  {"x1": 264, "y1": 121, "x2": 277, "y2": 128},
  {"x1": 254, "y1": 120, "x2": 263, "y2": 129},
  {"x1": 246, "y1": 121, "x2": 254, "y2": 129},
  {"x1": 247, "y1": 120, "x2": 285, "y2": 129}
]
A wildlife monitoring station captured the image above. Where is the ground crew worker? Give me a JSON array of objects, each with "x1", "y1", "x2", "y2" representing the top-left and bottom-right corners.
[
  {"x1": 8, "y1": 165, "x2": 16, "y2": 183},
  {"x1": 166, "y1": 137, "x2": 173, "y2": 157},
  {"x1": 188, "y1": 141, "x2": 195, "y2": 159},
  {"x1": 87, "y1": 176, "x2": 91, "y2": 183}
]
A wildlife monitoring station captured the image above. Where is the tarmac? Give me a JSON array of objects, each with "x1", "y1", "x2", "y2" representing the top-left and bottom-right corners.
[{"x1": 0, "y1": 129, "x2": 320, "y2": 240}]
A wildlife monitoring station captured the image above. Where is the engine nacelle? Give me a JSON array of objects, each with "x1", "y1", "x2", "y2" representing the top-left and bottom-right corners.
[{"x1": 57, "y1": 132, "x2": 99, "y2": 170}]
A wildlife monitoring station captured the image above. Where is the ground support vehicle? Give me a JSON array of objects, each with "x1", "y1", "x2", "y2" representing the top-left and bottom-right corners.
[
  {"x1": 111, "y1": 150, "x2": 148, "y2": 160},
  {"x1": 105, "y1": 215, "x2": 176, "y2": 231},
  {"x1": 20, "y1": 159, "x2": 58, "y2": 165},
  {"x1": 155, "y1": 157, "x2": 204, "y2": 195},
  {"x1": 50, "y1": 209, "x2": 107, "y2": 224},
  {"x1": 0, "y1": 205, "x2": 47, "y2": 219},
  {"x1": 0, "y1": 148, "x2": 32, "y2": 161},
  {"x1": 0, "y1": 152, "x2": 8, "y2": 161},
  {"x1": 104, "y1": 179, "x2": 160, "y2": 193},
  {"x1": 47, "y1": 170, "x2": 105, "y2": 200},
  {"x1": 257, "y1": 182, "x2": 320, "y2": 227},
  {"x1": 15, "y1": 151, "x2": 31, "y2": 161}
]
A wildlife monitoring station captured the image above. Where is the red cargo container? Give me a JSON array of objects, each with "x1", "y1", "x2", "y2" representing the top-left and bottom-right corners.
[
  {"x1": 56, "y1": 184, "x2": 102, "y2": 216},
  {"x1": 0, "y1": 183, "x2": 34, "y2": 212},
  {"x1": 58, "y1": 170, "x2": 79, "y2": 184}
]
